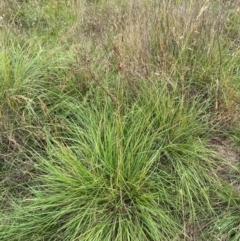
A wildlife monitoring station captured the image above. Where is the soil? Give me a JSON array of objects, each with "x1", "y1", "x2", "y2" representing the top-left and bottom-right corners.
[{"x1": 211, "y1": 137, "x2": 240, "y2": 193}]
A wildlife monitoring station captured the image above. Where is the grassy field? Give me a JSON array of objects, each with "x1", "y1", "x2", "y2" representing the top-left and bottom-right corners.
[{"x1": 0, "y1": 0, "x2": 240, "y2": 240}]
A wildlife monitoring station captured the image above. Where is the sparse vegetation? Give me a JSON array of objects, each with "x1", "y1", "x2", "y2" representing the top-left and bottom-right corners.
[{"x1": 0, "y1": 0, "x2": 239, "y2": 240}]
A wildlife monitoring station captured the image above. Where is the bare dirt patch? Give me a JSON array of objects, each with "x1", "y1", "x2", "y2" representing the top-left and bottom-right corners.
[{"x1": 211, "y1": 137, "x2": 240, "y2": 193}]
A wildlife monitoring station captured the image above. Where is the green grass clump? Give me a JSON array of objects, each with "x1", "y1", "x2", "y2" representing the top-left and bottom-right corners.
[{"x1": 0, "y1": 84, "x2": 222, "y2": 240}]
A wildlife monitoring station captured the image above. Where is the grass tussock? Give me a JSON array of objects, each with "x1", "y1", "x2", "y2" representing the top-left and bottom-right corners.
[
  {"x1": 0, "y1": 0, "x2": 240, "y2": 240},
  {"x1": 0, "y1": 85, "x2": 221, "y2": 240}
]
